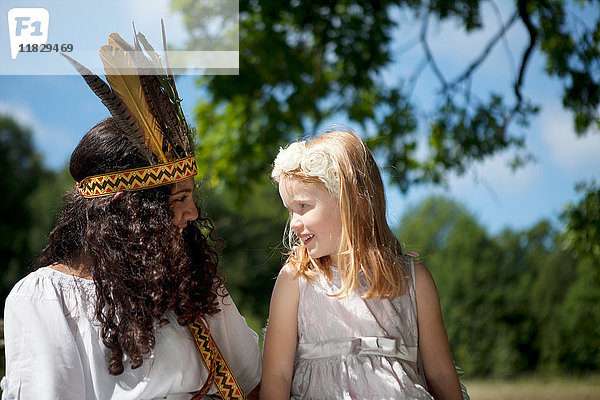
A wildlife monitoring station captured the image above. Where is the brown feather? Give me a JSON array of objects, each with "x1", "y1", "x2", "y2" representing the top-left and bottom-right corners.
[
  {"x1": 100, "y1": 39, "x2": 168, "y2": 162},
  {"x1": 61, "y1": 53, "x2": 154, "y2": 162},
  {"x1": 63, "y1": 27, "x2": 195, "y2": 166},
  {"x1": 139, "y1": 75, "x2": 189, "y2": 158}
]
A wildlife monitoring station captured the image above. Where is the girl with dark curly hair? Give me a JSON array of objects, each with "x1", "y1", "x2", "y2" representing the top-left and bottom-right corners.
[{"x1": 1, "y1": 117, "x2": 262, "y2": 399}]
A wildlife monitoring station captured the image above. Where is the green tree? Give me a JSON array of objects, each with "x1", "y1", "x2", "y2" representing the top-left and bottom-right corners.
[
  {"x1": 201, "y1": 180, "x2": 288, "y2": 334},
  {"x1": 173, "y1": 0, "x2": 599, "y2": 196},
  {"x1": 562, "y1": 182, "x2": 600, "y2": 263},
  {"x1": 512, "y1": 222, "x2": 576, "y2": 374},
  {"x1": 558, "y1": 182, "x2": 600, "y2": 372},
  {"x1": 494, "y1": 221, "x2": 577, "y2": 375},
  {"x1": 27, "y1": 166, "x2": 75, "y2": 258},
  {"x1": 397, "y1": 195, "x2": 579, "y2": 377},
  {"x1": 397, "y1": 196, "x2": 507, "y2": 376},
  {"x1": 0, "y1": 116, "x2": 73, "y2": 311},
  {"x1": 0, "y1": 115, "x2": 46, "y2": 309}
]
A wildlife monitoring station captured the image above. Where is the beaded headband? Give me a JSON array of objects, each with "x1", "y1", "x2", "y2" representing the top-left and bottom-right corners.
[
  {"x1": 76, "y1": 155, "x2": 197, "y2": 198},
  {"x1": 271, "y1": 141, "x2": 340, "y2": 198},
  {"x1": 64, "y1": 22, "x2": 197, "y2": 198}
]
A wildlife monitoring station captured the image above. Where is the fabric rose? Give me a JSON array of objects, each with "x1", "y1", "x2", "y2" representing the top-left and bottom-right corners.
[
  {"x1": 301, "y1": 148, "x2": 339, "y2": 198},
  {"x1": 271, "y1": 141, "x2": 340, "y2": 198},
  {"x1": 271, "y1": 141, "x2": 307, "y2": 179}
]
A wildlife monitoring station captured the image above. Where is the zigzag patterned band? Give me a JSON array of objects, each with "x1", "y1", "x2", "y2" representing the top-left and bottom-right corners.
[
  {"x1": 76, "y1": 155, "x2": 198, "y2": 198},
  {"x1": 189, "y1": 317, "x2": 245, "y2": 399}
]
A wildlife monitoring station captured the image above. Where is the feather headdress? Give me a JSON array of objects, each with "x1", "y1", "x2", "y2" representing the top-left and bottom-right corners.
[{"x1": 63, "y1": 22, "x2": 197, "y2": 198}]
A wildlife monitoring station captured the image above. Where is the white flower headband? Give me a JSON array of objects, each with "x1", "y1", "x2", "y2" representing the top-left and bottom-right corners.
[{"x1": 271, "y1": 141, "x2": 340, "y2": 198}]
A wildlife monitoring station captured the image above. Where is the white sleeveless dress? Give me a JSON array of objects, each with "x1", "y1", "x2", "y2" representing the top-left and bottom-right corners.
[{"x1": 291, "y1": 257, "x2": 433, "y2": 400}]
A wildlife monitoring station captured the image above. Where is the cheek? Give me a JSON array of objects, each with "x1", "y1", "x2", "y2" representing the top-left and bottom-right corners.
[
  {"x1": 317, "y1": 210, "x2": 342, "y2": 236},
  {"x1": 329, "y1": 204, "x2": 342, "y2": 225},
  {"x1": 170, "y1": 204, "x2": 182, "y2": 222}
]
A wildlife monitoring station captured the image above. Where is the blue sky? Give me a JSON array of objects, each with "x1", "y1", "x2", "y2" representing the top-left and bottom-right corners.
[
  {"x1": 1, "y1": 1, "x2": 599, "y2": 235},
  {"x1": 379, "y1": 1, "x2": 600, "y2": 235}
]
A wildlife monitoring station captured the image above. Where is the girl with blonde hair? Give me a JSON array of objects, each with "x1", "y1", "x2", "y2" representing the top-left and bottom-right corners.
[{"x1": 261, "y1": 129, "x2": 466, "y2": 399}]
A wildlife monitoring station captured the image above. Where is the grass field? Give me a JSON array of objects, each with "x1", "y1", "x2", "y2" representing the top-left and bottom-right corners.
[
  {"x1": 463, "y1": 376, "x2": 600, "y2": 400},
  {"x1": 1, "y1": 355, "x2": 598, "y2": 399}
]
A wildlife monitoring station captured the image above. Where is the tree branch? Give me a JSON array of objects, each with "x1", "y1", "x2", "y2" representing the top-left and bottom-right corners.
[
  {"x1": 514, "y1": 0, "x2": 537, "y2": 108},
  {"x1": 407, "y1": 56, "x2": 430, "y2": 97},
  {"x1": 491, "y1": 0, "x2": 517, "y2": 79},
  {"x1": 448, "y1": 9, "x2": 520, "y2": 91},
  {"x1": 420, "y1": 11, "x2": 448, "y2": 91}
]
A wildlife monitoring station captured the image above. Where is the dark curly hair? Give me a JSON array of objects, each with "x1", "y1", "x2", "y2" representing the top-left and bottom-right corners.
[{"x1": 35, "y1": 117, "x2": 223, "y2": 375}]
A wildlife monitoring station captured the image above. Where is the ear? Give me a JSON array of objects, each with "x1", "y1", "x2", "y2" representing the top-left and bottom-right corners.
[{"x1": 112, "y1": 191, "x2": 125, "y2": 201}]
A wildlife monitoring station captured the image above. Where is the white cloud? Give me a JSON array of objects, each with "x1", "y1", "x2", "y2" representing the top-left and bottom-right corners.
[
  {"x1": 0, "y1": 101, "x2": 39, "y2": 132},
  {"x1": 0, "y1": 101, "x2": 72, "y2": 169},
  {"x1": 447, "y1": 149, "x2": 542, "y2": 199},
  {"x1": 540, "y1": 103, "x2": 600, "y2": 171}
]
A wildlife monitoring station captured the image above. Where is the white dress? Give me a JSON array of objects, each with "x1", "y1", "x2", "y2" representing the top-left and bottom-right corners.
[
  {"x1": 1, "y1": 267, "x2": 262, "y2": 400},
  {"x1": 291, "y1": 258, "x2": 432, "y2": 400}
]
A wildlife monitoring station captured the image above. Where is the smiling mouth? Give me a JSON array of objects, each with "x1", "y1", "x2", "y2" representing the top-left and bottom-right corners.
[{"x1": 302, "y1": 234, "x2": 314, "y2": 245}]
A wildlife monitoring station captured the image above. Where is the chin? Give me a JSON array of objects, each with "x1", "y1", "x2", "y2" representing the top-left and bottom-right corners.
[
  {"x1": 307, "y1": 250, "x2": 318, "y2": 258},
  {"x1": 308, "y1": 250, "x2": 325, "y2": 259}
]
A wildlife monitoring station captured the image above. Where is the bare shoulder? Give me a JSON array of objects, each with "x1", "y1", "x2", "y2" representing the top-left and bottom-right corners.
[
  {"x1": 278, "y1": 262, "x2": 297, "y2": 278},
  {"x1": 412, "y1": 260, "x2": 440, "y2": 302},
  {"x1": 271, "y1": 263, "x2": 299, "y2": 301},
  {"x1": 275, "y1": 263, "x2": 298, "y2": 286},
  {"x1": 268, "y1": 263, "x2": 300, "y2": 319},
  {"x1": 413, "y1": 260, "x2": 435, "y2": 283}
]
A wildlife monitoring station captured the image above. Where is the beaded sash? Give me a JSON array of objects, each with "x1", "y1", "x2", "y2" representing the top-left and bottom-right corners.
[{"x1": 188, "y1": 316, "x2": 245, "y2": 399}]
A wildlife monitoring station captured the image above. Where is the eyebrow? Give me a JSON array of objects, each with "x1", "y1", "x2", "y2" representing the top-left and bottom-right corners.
[
  {"x1": 291, "y1": 197, "x2": 312, "y2": 203},
  {"x1": 170, "y1": 187, "x2": 194, "y2": 196}
]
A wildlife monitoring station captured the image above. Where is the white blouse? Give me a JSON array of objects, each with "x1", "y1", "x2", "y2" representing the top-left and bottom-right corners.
[{"x1": 1, "y1": 267, "x2": 262, "y2": 400}]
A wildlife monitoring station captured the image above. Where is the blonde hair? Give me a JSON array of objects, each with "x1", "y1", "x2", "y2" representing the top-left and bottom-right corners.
[{"x1": 274, "y1": 128, "x2": 409, "y2": 299}]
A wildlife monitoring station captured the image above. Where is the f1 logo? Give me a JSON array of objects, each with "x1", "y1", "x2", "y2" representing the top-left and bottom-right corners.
[{"x1": 7, "y1": 8, "x2": 49, "y2": 59}]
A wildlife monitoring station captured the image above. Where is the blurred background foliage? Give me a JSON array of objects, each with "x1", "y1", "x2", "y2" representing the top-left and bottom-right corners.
[
  {"x1": 2, "y1": 0, "x2": 599, "y2": 381},
  {"x1": 397, "y1": 194, "x2": 600, "y2": 376}
]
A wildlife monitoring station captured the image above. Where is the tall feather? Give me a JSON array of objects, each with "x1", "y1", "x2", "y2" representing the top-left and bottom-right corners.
[
  {"x1": 100, "y1": 33, "x2": 168, "y2": 162},
  {"x1": 159, "y1": 19, "x2": 192, "y2": 147},
  {"x1": 139, "y1": 75, "x2": 183, "y2": 157},
  {"x1": 161, "y1": 19, "x2": 175, "y2": 85},
  {"x1": 63, "y1": 27, "x2": 195, "y2": 165},
  {"x1": 135, "y1": 32, "x2": 191, "y2": 158},
  {"x1": 61, "y1": 53, "x2": 154, "y2": 162},
  {"x1": 159, "y1": 20, "x2": 192, "y2": 147}
]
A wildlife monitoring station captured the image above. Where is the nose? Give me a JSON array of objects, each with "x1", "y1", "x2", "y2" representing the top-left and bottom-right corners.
[
  {"x1": 290, "y1": 212, "x2": 302, "y2": 233},
  {"x1": 183, "y1": 201, "x2": 199, "y2": 224}
]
